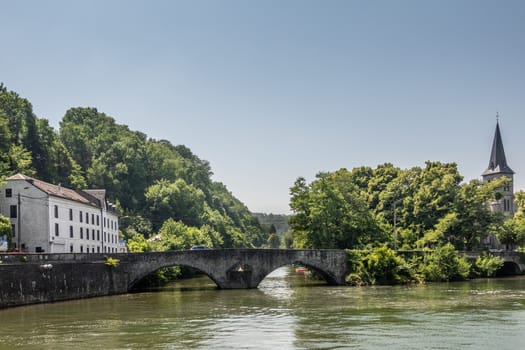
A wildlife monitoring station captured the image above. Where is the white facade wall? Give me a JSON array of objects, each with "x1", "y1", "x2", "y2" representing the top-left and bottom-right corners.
[
  {"x1": 0, "y1": 178, "x2": 121, "y2": 254},
  {"x1": 47, "y1": 196, "x2": 103, "y2": 253},
  {"x1": 0, "y1": 179, "x2": 49, "y2": 252},
  {"x1": 102, "y1": 209, "x2": 120, "y2": 253}
]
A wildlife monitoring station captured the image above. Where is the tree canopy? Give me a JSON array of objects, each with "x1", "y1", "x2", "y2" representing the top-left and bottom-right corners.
[
  {"x1": 0, "y1": 84, "x2": 267, "y2": 250},
  {"x1": 289, "y1": 162, "x2": 506, "y2": 251}
]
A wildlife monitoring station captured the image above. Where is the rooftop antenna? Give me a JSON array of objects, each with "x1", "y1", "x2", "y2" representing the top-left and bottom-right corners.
[{"x1": 496, "y1": 111, "x2": 500, "y2": 123}]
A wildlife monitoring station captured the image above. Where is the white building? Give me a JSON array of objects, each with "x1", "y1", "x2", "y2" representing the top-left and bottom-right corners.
[{"x1": 0, "y1": 173, "x2": 121, "y2": 254}]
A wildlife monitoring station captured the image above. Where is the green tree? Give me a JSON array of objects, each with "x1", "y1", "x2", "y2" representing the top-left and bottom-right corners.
[
  {"x1": 290, "y1": 170, "x2": 383, "y2": 249},
  {"x1": 267, "y1": 233, "x2": 281, "y2": 248},
  {"x1": 145, "y1": 179, "x2": 206, "y2": 230},
  {"x1": 0, "y1": 214, "x2": 12, "y2": 249}
]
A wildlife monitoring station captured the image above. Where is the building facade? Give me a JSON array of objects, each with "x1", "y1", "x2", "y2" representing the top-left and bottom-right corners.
[
  {"x1": 481, "y1": 120, "x2": 516, "y2": 217},
  {"x1": 0, "y1": 174, "x2": 121, "y2": 253}
]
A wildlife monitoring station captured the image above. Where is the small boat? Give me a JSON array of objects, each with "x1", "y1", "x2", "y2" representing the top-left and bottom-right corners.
[{"x1": 295, "y1": 266, "x2": 308, "y2": 274}]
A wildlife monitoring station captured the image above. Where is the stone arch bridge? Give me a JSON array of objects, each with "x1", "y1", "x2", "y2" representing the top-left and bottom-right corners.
[
  {"x1": 125, "y1": 249, "x2": 348, "y2": 289},
  {"x1": 0, "y1": 249, "x2": 348, "y2": 308}
]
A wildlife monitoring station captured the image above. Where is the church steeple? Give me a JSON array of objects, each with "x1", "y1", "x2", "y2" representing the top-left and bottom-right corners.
[
  {"x1": 481, "y1": 117, "x2": 516, "y2": 218},
  {"x1": 482, "y1": 119, "x2": 514, "y2": 177}
]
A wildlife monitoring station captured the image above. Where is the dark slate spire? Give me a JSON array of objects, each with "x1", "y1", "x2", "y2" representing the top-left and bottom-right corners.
[{"x1": 482, "y1": 119, "x2": 514, "y2": 176}]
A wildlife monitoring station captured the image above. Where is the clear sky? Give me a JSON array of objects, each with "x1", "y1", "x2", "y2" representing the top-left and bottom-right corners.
[{"x1": 1, "y1": 0, "x2": 525, "y2": 214}]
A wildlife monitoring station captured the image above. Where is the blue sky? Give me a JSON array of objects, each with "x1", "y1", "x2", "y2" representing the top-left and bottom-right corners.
[{"x1": 1, "y1": 0, "x2": 525, "y2": 214}]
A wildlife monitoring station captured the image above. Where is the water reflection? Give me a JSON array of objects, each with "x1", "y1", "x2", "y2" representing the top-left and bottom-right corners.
[{"x1": 0, "y1": 267, "x2": 524, "y2": 349}]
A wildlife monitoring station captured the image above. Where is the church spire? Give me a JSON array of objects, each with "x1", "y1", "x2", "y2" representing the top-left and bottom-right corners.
[{"x1": 482, "y1": 118, "x2": 514, "y2": 176}]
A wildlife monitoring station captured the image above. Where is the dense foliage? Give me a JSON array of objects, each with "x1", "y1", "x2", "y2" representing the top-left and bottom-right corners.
[
  {"x1": 290, "y1": 163, "x2": 522, "y2": 284},
  {"x1": 0, "y1": 84, "x2": 267, "y2": 251},
  {"x1": 289, "y1": 163, "x2": 509, "y2": 251},
  {"x1": 345, "y1": 245, "x2": 503, "y2": 285}
]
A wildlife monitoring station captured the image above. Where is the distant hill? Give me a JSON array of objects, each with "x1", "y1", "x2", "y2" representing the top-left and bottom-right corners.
[{"x1": 253, "y1": 213, "x2": 291, "y2": 235}]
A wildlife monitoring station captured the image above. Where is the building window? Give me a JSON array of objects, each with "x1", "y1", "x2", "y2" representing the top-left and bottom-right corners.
[
  {"x1": 54, "y1": 205, "x2": 59, "y2": 218},
  {"x1": 97, "y1": 230, "x2": 100, "y2": 241},
  {"x1": 86, "y1": 212, "x2": 89, "y2": 224},
  {"x1": 104, "y1": 232, "x2": 106, "y2": 242},
  {"x1": 504, "y1": 199, "x2": 511, "y2": 212},
  {"x1": 55, "y1": 223, "x2": 59, "y2": 236},
  {"x1": 92, "y1": 214, "x2": 95, "y2": 225},
  {"x1": 104, "y1": 217, "x2": 106, "y2": 227},
  {"x1": 80, "y1": 227, "x2": 83, "y2": 239},
  {"x1": 10, "y1": 205, "x2": 17, "y2": 218},
  {"x1": 5, "y1": 188, "x2": 12, "y2": 197},
  {"x1": 70, "y1": 225, "x2": 74, "y2": 238},
  {"x1": 69, "y1": 208, "x2": 73, "y2": 221},
  {"x1": 80, "y1": 245, "x2": 83, "y2": 253},
  {"x1": 80, "y1": 211, "x2": 83, "y2": 223},
  {"x1": 96, "y1": 215, "x2": 100, "y2": 226},
  {"x1": 70, "y1": 245, "x2": 73, "y2": 253},
  {"x1": 97, "y1": 246, "x2": 100, "y2": 253}
]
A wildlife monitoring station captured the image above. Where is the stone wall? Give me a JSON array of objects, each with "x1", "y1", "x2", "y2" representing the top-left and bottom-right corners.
[
  {"x1": 0, "y1": 254, "x2": 129, "y2": 308},
  {"x1": 0, "y1": 249, "x2": 349, "y2": 308}
]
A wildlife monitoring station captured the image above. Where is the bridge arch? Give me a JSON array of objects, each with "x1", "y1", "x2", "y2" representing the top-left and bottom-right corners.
[
  {"x1": 498, "y1": 261, "x2": 522, "y2": 276},
  {"x1": 128, "y1": 262, "x2": 223, "y2": 291},
  {"x1": 252, "y1": 259, "x2": 341, "y2": 288}
]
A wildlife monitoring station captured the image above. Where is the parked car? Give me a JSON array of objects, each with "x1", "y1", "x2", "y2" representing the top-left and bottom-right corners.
[{"x1": 190, "y1": 245, "x2": 210, "y2": 250}]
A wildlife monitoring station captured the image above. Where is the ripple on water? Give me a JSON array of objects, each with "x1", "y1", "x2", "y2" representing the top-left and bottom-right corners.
[{"x1": 1, "y1": 272, "x2": 525, "y2": 349}]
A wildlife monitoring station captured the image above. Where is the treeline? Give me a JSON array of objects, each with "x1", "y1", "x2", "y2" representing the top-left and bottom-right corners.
[
  {"x1": 288, "y1": 163, "x2": 525, "y2": 283},
  {"x1": 252, "y1": 213, "x2": 291, "y2": 235},
  {"x1": 0, "y1": 83, "x2": 267, "y2": 250}
]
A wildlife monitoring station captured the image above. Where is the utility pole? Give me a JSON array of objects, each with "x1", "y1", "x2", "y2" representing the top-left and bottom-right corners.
[
  {"x1": 17, "y1": 192, "x2": 21, "y2": 251},
  {"x1": 393, "y1": 201, "x2": 397, "y2": 251}
]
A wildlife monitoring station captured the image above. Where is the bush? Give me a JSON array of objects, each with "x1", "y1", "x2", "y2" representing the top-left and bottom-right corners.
[
  {"x1": 345, "y1": 246, "x2": 413, "y2": 285},
  {"x1": 105, "y1": 256, "x2": 120, "y2": 267},
  {"x1": 420, "y1": 243, "x2": 470, "y2": 282},
  {"x1": 473, "y1": 255, "x2": 504, "y2": 277}
]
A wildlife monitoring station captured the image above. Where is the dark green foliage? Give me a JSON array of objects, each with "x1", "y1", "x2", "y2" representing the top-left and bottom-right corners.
[
  {"x1": 267, "y1": 233, "x2": 281, "y2": 248},
  {"x1": 473, "y1": 254, "x2": 504, "y2": 277},
  {"x1": 290, "y1": 162, "x2": 506, "y2": 252},
  {"x1": 290, "y1": 171, "x2": 384, "y2": 249},
  {"x1": 419, "y1": 244, "x2": 471, "y2": 282},
  {"x1": 346, "y1": 246, "x2": 479, "y2": 285},
  {"x1": 345, "y1": 247, "x2": 414, "y2": 286},
  {"x1": 0, "y1": 84, "x2": 84, "y2": 185}
]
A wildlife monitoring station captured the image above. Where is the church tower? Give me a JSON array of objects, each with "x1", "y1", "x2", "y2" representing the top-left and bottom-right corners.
[{"x1": 481, "y1": 118, "x2": 515, "y2": 216}]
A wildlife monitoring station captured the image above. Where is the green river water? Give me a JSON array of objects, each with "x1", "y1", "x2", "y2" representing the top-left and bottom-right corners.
[{"x1": 1, "y1": 267, "x2": 524, "y2": 350}]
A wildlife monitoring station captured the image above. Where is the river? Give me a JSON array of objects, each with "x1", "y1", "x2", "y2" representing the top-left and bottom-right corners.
[{"x1": 1, "y1": 267, "x2": 525, "y2": 349}]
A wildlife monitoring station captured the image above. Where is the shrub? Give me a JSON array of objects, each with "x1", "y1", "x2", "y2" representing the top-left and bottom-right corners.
[
  {"x1": 345, "y1": 246, "x2": 413, "y2": 285},
  {"x1": 420, "y1": 243, "x2": 470, "y2": 282},
  {"x1": 473, "y1": 255, "x2": 504, "y2": 277},
  {"x1": 105, "y1": 256, "x2": 120, "y2": 268}
]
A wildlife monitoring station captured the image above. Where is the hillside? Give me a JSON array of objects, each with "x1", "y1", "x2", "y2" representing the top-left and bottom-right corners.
[{"x1": 0, "y1": 83, "x2": 267, "y2": 249}]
